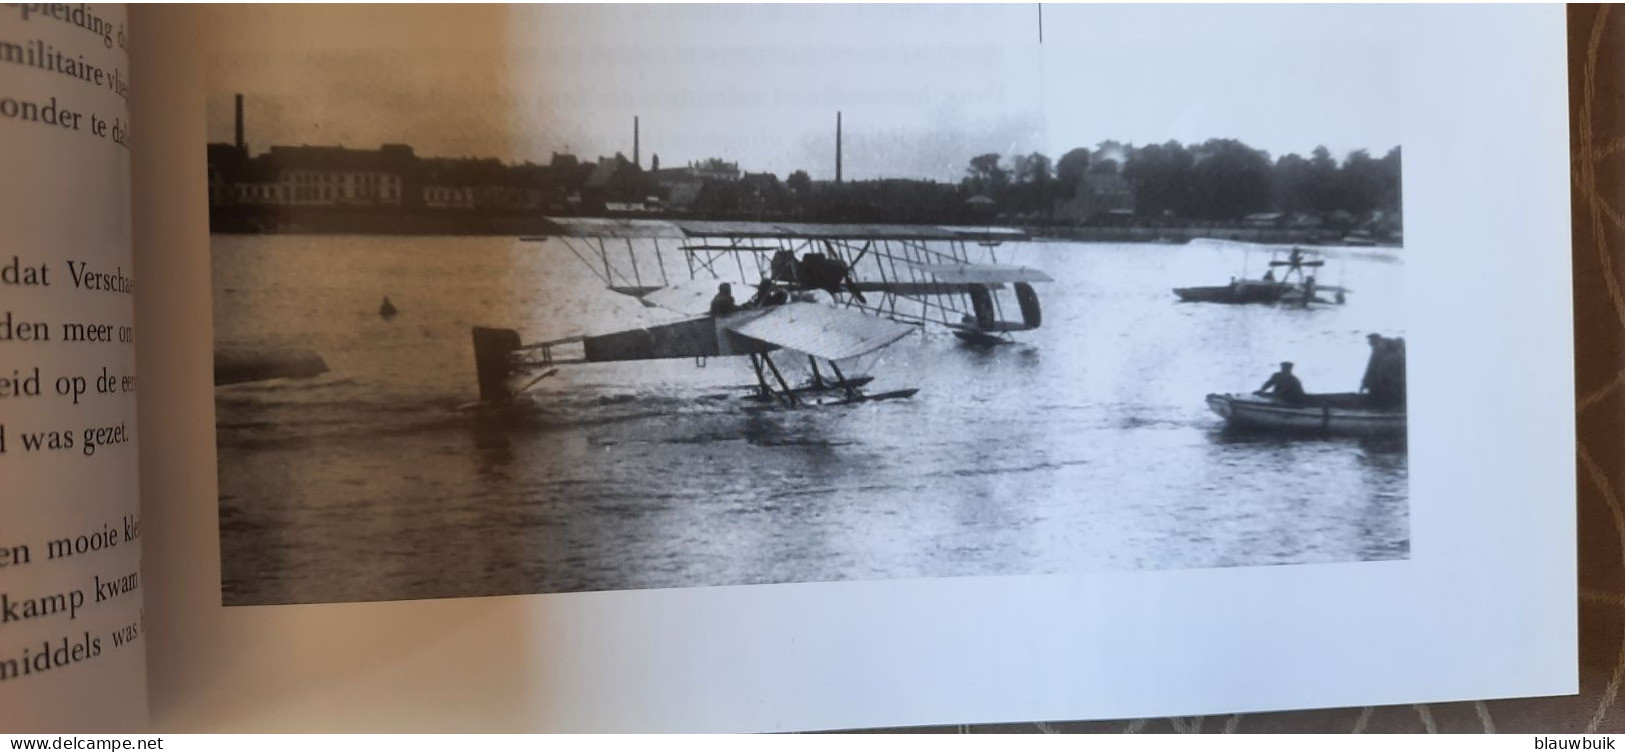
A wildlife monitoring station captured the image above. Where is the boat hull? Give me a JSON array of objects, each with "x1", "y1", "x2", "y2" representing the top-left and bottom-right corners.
[
  {"x1": 1173, "y1": 282, "x2": 1290, "y2": 304},
  {"x1": 1205, "y1": 393, "x2": 1404, "y2": 436}
]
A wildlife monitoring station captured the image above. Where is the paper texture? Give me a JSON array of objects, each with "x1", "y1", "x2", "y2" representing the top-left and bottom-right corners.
[
  {"x1": 0, "y1": 2, "x2": 146, "y2": 732},
  {"x1": 135, "y1": 4, "x2": 1573, "y2": 732}
]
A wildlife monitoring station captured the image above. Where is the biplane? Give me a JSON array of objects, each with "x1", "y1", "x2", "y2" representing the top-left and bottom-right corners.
[
  {"x1": 470, "y1": 219, "x2": 1053, "y2": 408},
  {"x1": 1173, "y1": 244, "x2": 1350, "y2": 306}
]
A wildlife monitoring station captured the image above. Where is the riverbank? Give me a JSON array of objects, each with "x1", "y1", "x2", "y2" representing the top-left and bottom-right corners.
[{"x1": 209, "y1": 207, "x2": 1398, "y2": 247}]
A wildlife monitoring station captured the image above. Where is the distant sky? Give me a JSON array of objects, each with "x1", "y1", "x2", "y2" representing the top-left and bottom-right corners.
[{"x1": 202, "y1": 4, "x2": 1404, "y2": 182}]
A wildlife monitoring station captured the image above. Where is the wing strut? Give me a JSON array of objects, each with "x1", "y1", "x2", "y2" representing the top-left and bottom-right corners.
[{"x1": 749, "y1": 352, "x2": 800, "y2": 406}]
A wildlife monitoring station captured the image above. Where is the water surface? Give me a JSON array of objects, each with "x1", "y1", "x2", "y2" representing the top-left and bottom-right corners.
[{"x1": 213, "y1": 235, "x2": 1408, "y2": 605}]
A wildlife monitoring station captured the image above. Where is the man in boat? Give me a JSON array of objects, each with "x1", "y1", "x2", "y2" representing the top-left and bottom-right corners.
[
  {"x1": 1255, "y1": 361, "x2": 1308, "y2": 404},
  {"x1": 1378, "y1": 337, "x2": 1404, "y2": 409},
  {"x1": 1361, "y1": 334, "x2": 1406, "y2": 408},
  {"x1": 709, "y1": 282, "x2": 738, "y2": 316},
  {"x1": 1361, "y1": 334, "x2": 1387, "y2": 396}
]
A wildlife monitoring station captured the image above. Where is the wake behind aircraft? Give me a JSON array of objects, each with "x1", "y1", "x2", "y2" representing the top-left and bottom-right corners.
[{"x1": 470, "y1": 218, "x2": 1053, "y2": 407}]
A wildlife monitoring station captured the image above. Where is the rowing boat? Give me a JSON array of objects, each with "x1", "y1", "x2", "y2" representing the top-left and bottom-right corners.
[{"x1": 1205, "y1": 392, "x2": 1404, "y2": 436}]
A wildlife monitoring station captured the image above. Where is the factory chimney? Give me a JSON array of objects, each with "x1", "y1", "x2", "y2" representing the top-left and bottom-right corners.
[
  {"x1": 234, "y1": 94, "x2": 246, "y2": 153},
  {"x1": 633, "y1": 116, "x2": 640, "y2": 168},
  {"x1": 835, "y1": 111, "x2": 842, "y2": 184}
]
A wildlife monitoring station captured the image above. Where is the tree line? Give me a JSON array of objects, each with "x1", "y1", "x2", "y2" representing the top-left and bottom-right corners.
[{"x1": 960, "y1": 139, "x2": 1402, "y2": 223}]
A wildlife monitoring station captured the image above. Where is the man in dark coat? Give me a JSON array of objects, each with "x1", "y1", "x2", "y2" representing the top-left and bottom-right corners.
[
  {"x1": 1256, "y1": 361, "x2": 1307, "y2": 404},
  {"x1": 709, "y1": 282, "x2": 737, "y2": 316},
  {"x1": 1361, "y1": 333, "x2": 1406, "y2": 408}
]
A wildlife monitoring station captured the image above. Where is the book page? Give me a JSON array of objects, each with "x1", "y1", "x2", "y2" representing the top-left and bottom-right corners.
[
  {"x1": 0, "y1": 3, "x2": 146, "y2": 732},
  {"x1": 136, "y1": 5, "x2": 1572, "y2": 731}
]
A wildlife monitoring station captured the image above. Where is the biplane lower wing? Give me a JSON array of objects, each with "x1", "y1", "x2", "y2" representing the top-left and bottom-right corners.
[
  {"x1": 725, "y1": 302, "x2": 917, "y2": 362},
  {"x1": 844, "y1": 281, "x2": 981, "y2": 296},
  {"x1": 574, "y1": 302, "x2": 915, "y2": 364},
  {"x1": 636, "y1": 278, "x2": 728, "y2": 316},
  {"x1": 581, "y1": 315, "x2": 773, "y2": 362}
]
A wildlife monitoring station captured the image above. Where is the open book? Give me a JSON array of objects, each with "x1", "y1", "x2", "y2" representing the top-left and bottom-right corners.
[{"x1": 1, "y1": 4, "x2": 1578, "y2": 732}]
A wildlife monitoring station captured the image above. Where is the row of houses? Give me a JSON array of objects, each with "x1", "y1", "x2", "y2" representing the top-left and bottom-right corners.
[
  {"x1": 206, "y1": 142, "x2": 572, "y2": 213},
  {"x1": 207, "y1": 139, "x2": 789, "y2": 218},
  {"x1": 207, "y1": 141, "x2": 1161, "y2": 228},
  {"x1": 207, "y1": 98, "x2": 1141, "y2": 223}
]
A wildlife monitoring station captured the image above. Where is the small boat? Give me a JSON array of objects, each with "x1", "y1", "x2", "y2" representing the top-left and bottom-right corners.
[
  {"x1": 1174, "y1": 279, "x2": 1293, "y2": 304},
  {"x1": 1205, "y1": 392, "x2": 1404, "y2": 436},
  {"x1": 1341, "y1": 230, "x2": 1378, "y2": 247},
  {"x1": 1174, "y1": 246, "x2": 1348, "y2": 306}
]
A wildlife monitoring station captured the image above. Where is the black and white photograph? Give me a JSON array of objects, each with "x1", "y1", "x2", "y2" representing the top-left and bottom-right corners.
[{"x1": 206, "y1": 5, "x2": 1407, "y2": 607}]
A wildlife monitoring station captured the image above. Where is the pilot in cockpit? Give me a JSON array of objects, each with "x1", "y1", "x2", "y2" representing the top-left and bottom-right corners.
[{"x1": 748, "y1": 278, "x2": 788, "y2": 309}]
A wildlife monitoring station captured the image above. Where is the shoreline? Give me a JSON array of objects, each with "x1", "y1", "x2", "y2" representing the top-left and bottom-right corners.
[{"x1": 207, "y1": 212, "x2": 1399, "y2": 248}]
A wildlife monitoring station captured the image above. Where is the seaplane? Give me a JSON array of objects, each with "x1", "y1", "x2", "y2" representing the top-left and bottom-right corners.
[
  {"x1": 470, "y1": 218, "x2": 1053, "y2": 408},
  {"x1": 1173, "y1": 244, "x2": 1349, "y2": 307}
]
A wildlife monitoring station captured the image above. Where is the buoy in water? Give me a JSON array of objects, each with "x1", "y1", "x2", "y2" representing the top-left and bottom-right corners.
[{"x1": 379, "y1": 296, "x2": 398, "y2": 319}]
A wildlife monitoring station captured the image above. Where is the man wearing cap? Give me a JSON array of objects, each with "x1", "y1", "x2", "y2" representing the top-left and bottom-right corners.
[
  {"x1": 709, "y1": 282, "x2": 738, "y2": 316},
  {"x1": 1255, "y1": 361, "x2": 1307, "y2": 404}
]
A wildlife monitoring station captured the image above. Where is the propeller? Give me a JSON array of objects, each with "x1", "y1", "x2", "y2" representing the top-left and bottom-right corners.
[{"x1": 842, "y1": 269, "x2": 868, "y2": 305}]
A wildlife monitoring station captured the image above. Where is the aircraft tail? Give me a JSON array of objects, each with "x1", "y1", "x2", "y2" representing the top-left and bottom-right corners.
[
  {"x1": 1014, "y1": 282, "x2": 1041, "y2": 328},
  {"x1": 966, "y1": 283, "x2": 1042, "y2": 332},
  {"x1": 471, "y1": 326, "x2": 522, "y2": 403}
]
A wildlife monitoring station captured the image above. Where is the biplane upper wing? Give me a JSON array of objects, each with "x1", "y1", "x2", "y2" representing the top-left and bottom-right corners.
[
  {"x1": 906, "y1": 262, "x2": 1054, "y2": 284},
  {"x1": 725, "y1": 303, "x2": 916, "y2": 361}
]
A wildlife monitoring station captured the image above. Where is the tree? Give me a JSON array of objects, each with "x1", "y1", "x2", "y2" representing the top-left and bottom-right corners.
[
  {"x1": 1121, "y1": 140, "x2": 1193, "y2": 218},
  {"x1": 1014, "y1": 152, "x2": 1052, "y2": 184},
  {"x1": 1187, "y1": 139, "x2": 1271, "y2": 220},
  {"x1": 1372, "y1": 146, "x2": 1404, "y2": 235},
  {"x1": 1007, "y1": 152, "x2": 1054, "y2": 216},
  {"x1": 1055, "y1": 148, "x2": 1091, "y2": 198},
  {"x1": 1377, "y1": 146, "x2": 1402, "y2": 213},
  {"x1": 965, "y1": 153, "x2": 1009, "y2": 195},
  {"x1": 1093, "y1": 140, "x2": 1128, "y2": 165},
  {"x1": 787, "y1": 169, "x2": 811, "y2": 195},
  {"x1": 1338, "y1": 149, "x2": 1382, "y2": 216},
  {"x1": 1306, "y1": 146, "x2": 1340, "y2": 213},
  {"x1": 691, "y1": 180, "x2": 742, "y2": 217},
  {"x1": 1271, "y1": 153, "x2": 1314, "y2": 215}
]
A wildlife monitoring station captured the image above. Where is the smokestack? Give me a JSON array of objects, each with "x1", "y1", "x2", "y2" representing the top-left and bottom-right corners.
[
  {"x1": 633, "y1": 116, "x2": 640, "y2": 168},
  {"x1": 234, "y1": 94, "x2": 245, "y2": 153},
  {"x1": 835, "y1": 111, "x2": 842, "y2": 184}
]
